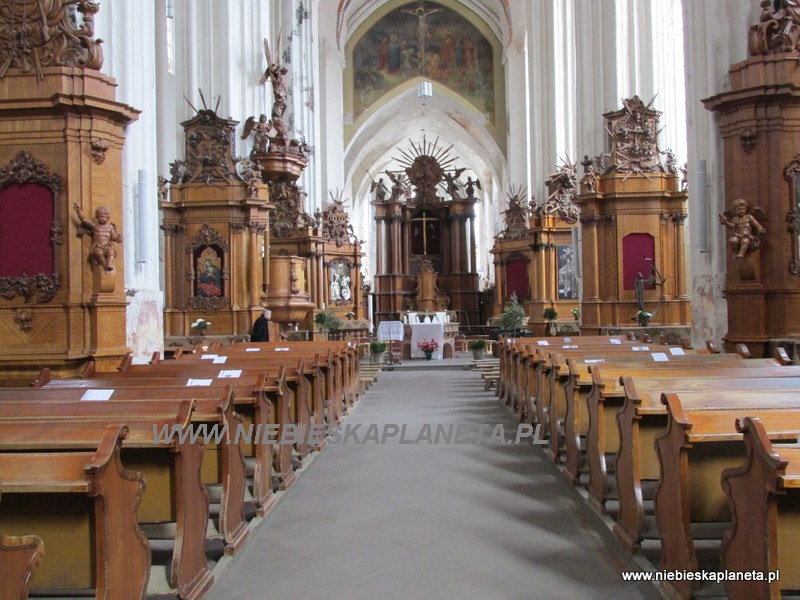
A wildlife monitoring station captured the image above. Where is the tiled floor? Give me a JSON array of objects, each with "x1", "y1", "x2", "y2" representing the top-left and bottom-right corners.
[{"x1": 205, "y1": 360, "x2": 662, "y2": 600}]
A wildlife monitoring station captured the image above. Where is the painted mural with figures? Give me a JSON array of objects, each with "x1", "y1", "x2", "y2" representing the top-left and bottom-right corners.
[{"x1": 351, "y1": 1, "x2": 494, "y2": 121}]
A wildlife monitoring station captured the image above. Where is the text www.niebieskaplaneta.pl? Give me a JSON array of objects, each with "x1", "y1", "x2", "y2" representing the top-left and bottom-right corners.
[{"x1": 152, "y1": 423, "x2": 546, "y2": 446}]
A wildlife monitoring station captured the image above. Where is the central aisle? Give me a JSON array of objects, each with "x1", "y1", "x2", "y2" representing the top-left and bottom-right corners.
[{"x1": 207, "y1": 364, "x2": 662, "y2": 600}]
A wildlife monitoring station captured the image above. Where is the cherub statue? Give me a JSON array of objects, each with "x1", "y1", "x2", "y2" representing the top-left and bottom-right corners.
[
  {"x1": 73, "y1": 203, "x2": 123, "y2": 271},
  {"x1": 370, "y1": 176, "x2": 389, "y2": 202},
  {"x1": 465, "y1": 176, "x2": 481, "y2": 198},
  {"x1": 719, "y1": 198, "x2": 767, "y2": 259},
  {"x1": 241, "y1": 113, "x2": 271, "y2": 154}
]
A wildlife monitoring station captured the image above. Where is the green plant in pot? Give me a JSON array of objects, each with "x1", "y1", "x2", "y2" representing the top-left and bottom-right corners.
[
  {"x1": 369, "y1": 340, "x2": 387, "y2": 363},
  {"x1": 543, "y1": 307, "x2": 559, "y2": 336},
  {"x1": 468, "y1": 338, "x2": 487, "y2": 360},
  {"x1": 499, "y1": 293, "x2": 526, "y2": 336},
  {"x1": 314, "y1": 309, "x2": 342, "y2": 336}
]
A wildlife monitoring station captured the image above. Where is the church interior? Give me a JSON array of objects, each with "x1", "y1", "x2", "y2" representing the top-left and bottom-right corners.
[{"x1": 3, "y1": 1, "x2": 800, "y2": 599}]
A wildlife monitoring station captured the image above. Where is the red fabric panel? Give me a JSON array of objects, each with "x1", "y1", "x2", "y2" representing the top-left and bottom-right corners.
[
  {"x1": 0, "y1": 184, "x2": 54, "y2": 276},
  {"x1": 505, "y1": 258, "x2": 530, "y2": 300},
  {"x1": 622, "y1": 233, "x2": 655, "y2": 291}
]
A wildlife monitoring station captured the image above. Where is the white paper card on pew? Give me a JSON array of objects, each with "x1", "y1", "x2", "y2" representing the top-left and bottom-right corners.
[
  {"x1": 651, "y1": 352, "x2": 670, "y2": 362},
  {"x1": 632, "y1": 346, "x2": 650, "y2": 351},
  {"x1": 563, "y1": 337, "x2": 572, "y2": 342},
  {"x1": 585, "y1": 359, "x2": 605, "y2": 363},
  {"x1": 669, "y1": 347, "x2": 686, "y2": 356},
  {"x1": 563, "y1": 345, "x2": 579, "y2": 349},
  {"x1": 218, "y1": 369, "x2": 242, "y2": 379},
  {"x1": 187, "y1": 379, "x2": 213, "y2": 386},
  {"x1": 274, "y1": 348, "x2": 290, "y2": 352},
  {"x1": 245, "y1": 348, "x2": 261, "y2": 352},
  {"x1": 81, "y1": 389, "x2": 114, "y2": 401},
  {"x1": 537, "y1": 340, "x2": 549, "y2": 346},
  {"x1": 201, "y1": 354, "x2": 218, "y2": 360},
  {"x1": 610, "y1": 339, "x2": 622, "y2": 345},
  {"x1": 212, "y1": 356, "x2": 228, "y2": 364}
]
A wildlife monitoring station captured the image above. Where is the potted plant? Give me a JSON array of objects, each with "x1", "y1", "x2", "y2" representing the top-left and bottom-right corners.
[
  {"x1": 571, "y1": 307, "x2": 581, "y2": 321},
  {"x1": 468, "y1": 338, "x2": 487, "y2": 360},
  {"x1": 543, "y1": 307, "x2": 559, "y2": 336},
  {"x1": 314, "y1": 309, "x2": 342, "y2": 337},
  {"x1": 369, "y1": 340, "x2": 387, "y2": 363},
  {"x1": 636, "y1": 310, "x2": 652, "y2": 327},
  {"x1": 498, "y1": 293, "x2": 527, "y2": 336},
  {"x1": 417, "y1": 338, "x2": 439, "y2": 360}
]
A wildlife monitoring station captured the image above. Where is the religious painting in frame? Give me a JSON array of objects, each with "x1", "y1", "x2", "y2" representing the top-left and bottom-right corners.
[
  {"x1": 329, "y1": 259, "x2": 352, "y2": 305},
  {"x1": 557, "y1": 245, "x2": 578, "y2": 300},
  {"x1": 351, "y1": 1, "x2": 495, "y2": 121},
  {"x1": 194, "y1": 246, "x2": 224, "y2": 298}
]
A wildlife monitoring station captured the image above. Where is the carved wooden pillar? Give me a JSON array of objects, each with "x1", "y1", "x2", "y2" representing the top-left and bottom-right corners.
[
  {"x1": 248, "y1": 222, "x2": 262, "y2": 306},
  {"x1": 375, "y1": 217, "x2": 385, "y2": 274}
]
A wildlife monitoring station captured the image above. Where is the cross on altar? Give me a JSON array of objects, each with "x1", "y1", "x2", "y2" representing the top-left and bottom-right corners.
[{"x1": 412, "y1": 212, "x2": 437, "y2": 255}]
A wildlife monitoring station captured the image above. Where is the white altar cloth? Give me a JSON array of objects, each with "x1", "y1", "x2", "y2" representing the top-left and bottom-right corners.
[{"x1": 410, "y1": 322, "x2": 445, "y2": 359}]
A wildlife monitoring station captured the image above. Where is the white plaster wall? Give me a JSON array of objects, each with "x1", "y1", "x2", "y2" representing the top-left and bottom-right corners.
[
  {"x1": 96, "y1": 1, "x2": 163, "y2": 363},
  {"x1": 682, "y1": 0, "x2": 759, "y2": 346}
]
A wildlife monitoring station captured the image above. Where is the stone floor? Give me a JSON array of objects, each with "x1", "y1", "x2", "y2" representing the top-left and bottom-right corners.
[{"x1": 205, "y1": 356, "x2": 663, "y2": 600}]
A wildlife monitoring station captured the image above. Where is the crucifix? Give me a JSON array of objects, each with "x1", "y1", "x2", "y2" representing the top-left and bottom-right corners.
[{"x1": 412, "y1": 212, "x2": 437, "y2": 255}]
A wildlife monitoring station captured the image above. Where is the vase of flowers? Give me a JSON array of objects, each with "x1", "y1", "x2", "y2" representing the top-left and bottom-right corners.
[
  {"x1": 191, "y1": 318, "x2": 211, "y2": 336},
  {"x1": 417, "y1": 338, "x2": 439, "y2": 360},
  {"x1": 636, "y1": 310, "x2": 652, "y2": 327}
]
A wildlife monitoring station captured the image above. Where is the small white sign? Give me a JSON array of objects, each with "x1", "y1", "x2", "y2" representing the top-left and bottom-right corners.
[
  {"x1": 632, "y1": 346, "x2": 650, "y2": 352},
  {"x1": 212, "y1": 356, "x2": 228, "y2": 364},
  {"x1": 669, "y1": 347, "x2": 686, "y2": 356},
  {"x1": 218, "y1": 369, "x2": 242, "y2": 379},
  {"x1": 563, "y1": 345, "x2": 579, "y2": 349},
  {"x1": 585, "y1": 359, "x2": 605, "y2": 364},
  {"x1": 610, "y1": 339, "x2": 622, "y2": 345},
  {"x1": 200, "y1": 354, "x2": 218, "y2": 360},
  {"x1": 537, "y1": 340, "x2": 550, "y2": 346},
  {"x1": 563, "y1": 337, "x2": 572, "y2": 342},
  {"x1": 651, "y1": 353, "x2": 669, "y2": 362},
  {"x1": 81, "y1": 389, "x2": 114, "y2": 401},
  {"x1": 274, "y1": 347, "x2": 290, "y2": 352},
  {"x1": 187, "y1": 379, "x2": 213, "y2": 386},
  {"x1": 245, "y1": 347, "x2": 261, "y2": 352}
]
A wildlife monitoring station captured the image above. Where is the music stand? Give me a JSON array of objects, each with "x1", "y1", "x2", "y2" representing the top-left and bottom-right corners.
[{"x1": 377, "y1": 321, "x2": 404, "y2": 366}]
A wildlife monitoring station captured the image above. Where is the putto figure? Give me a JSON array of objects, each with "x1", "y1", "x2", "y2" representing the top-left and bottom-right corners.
[
  {"x1": 719, "y1": 198, "x2": 767, "y2": 259},
  {"x1": 73, "y1": 203, "x2": 123, "y2": 271}
]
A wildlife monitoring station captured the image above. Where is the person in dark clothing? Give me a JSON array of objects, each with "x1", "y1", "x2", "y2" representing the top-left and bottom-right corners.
[{"x1": 251, "y1": 308, "x2": 272, "y2": 342}]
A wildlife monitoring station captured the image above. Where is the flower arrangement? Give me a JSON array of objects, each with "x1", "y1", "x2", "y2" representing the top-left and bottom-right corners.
[
  {"x1": 571, "y1": 308, "x2": 581, "y2": 320},
  {"x1": 417, "y1": 338, "x2": 439, "y2": 353},
  {"x1": 191, "y1": 318, "x2": 211, "y2": 331},
  {"x1": 636, "y1": 310, "x2": 653, "y2": 326}
]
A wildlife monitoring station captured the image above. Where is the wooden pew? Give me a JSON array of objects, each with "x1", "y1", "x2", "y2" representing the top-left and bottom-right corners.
[
  {"x1": 612, "y1": 368, "x2": 800, "y2": 552},
  {"x1": 167, "y1": 345, "x2": 340, "y2": 431},
  {"x1": 0, "y1": 424, "x2": 150, "y2": 600},
  {"x1": 226, "y1": 341, "x2": 359, "y2": 413},
  {"x1": 34, "y1": 365, "x2": 296, "y2": 494},
  {"x1": 564, "y1": 355, "x2": 786, "y2": 510},
  {"x1": 0, "y1": 534, "x2": 44, "y2": 600},
  {"x1": 20, "y1": 379, "x2": 251, "y2": 555},
  {"x1": 653, "y1": 391, "x2": 800, "y2": 599},
  {"x1": 721, "y1": 416, "x2": 800, "y2": 600},
  {"x1": 0, "y1": 399, "x2": 215, "y2": 599}
]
